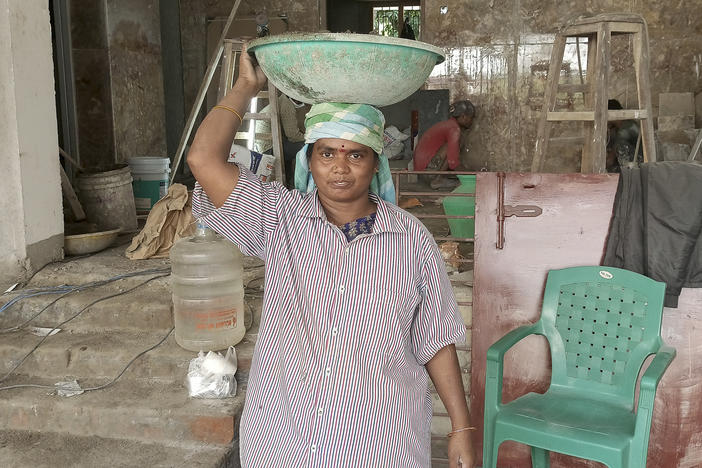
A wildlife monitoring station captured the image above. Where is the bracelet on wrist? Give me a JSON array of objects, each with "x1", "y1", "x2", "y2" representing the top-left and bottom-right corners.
[
  {"x1": 447, "y1": 426, "x2": 476, "y2": 438},
  {"x1": 213, "y1": 105, "x2": 243, "y2": 124}
]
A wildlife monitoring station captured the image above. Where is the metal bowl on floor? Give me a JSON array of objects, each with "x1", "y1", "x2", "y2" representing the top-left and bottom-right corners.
[
  {"x1": 247, "y1": 33, "x2": 445, "y2": 106},
  {"x1": 64, "y1": 229, "x2": 121, "y2": 256}
]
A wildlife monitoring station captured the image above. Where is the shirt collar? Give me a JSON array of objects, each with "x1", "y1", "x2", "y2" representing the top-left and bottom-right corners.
[{"x1": 295, "y1": 190, "x2": 407, "y2": 235}]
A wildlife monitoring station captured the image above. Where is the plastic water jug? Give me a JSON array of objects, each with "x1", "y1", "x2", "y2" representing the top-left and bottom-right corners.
[{"x1": 170, "y1": 223, "x2": 245, "y2": 351}]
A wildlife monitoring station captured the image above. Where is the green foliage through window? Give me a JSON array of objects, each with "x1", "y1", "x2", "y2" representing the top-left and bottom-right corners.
[{"x1": 373, "y1": 5, "x2": 420, "y2": 39}]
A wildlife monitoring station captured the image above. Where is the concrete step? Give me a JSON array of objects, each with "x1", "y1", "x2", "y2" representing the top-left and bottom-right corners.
[
  {"x1": 0, "y1": 281, "x2": 264, "y2": 334},
  {"x1": 21, "y1": 244, "x2": 264, "y2": 290},
  {"x1": 0, "y1": 328, "x2": 256, "y2": 384},
  {"x1": 0, "y1": 377, "x2": 246, "y2": 447},
  {"x1": 0, "y1": 429, "x2": 239, "y2": 468},
  {"x1": 0, "y1": 277, "x2": 174, "y2": 332}
]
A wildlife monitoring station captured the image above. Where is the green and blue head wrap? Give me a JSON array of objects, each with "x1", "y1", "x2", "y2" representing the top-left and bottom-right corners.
[{"x1": 294, "y1": 102, "x2": 396, "y2": 203}]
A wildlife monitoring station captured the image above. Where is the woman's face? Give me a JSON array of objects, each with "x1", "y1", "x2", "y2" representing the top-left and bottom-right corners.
[{"x1": 309, "y1": 138, "x2": 378, "y2": 205}]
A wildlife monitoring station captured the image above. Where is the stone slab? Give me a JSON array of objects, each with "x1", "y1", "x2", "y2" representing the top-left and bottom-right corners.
[
  {"x1": 658, "y1": 92, "x2": 695, "y2": 116},
  {"x1": 0, "y1": 329, "x2": 255, "y2": 383},
  {"x1": 0, "y1": 280, "x2": 262, "y2": 334},
  {"x1": 0, "y1": 378, "x2": 245, "y2": 446},
  {"x1": 0, "y1": 429, "x2": 238, "y2": 468},
  {"x1": 658, "y1": 114, "x2": 695, "y2": 132},
  {"x1": 659, "y1": 142, "x2": 691, "y2": 161}
]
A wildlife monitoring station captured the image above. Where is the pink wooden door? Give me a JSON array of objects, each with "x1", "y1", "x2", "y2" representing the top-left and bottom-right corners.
[{"x1": 471, "y1": 172, "x2": 699, "y2": 467}]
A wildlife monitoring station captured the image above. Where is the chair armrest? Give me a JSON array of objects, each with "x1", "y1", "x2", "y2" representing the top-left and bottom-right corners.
[
  {"x1": 639, "y1": 345, "x2": 676, "y2": 401},
  {"x1": 486, "y1": 324, "x2": 539, "y2": 364},
  {"x1": 484, "y1": 324, "x2": 539, "y2": 413}
]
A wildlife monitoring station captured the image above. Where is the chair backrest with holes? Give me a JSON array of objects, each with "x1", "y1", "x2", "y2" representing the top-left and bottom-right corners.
[{"x1": 537, "y1": 266, "x2": 666, "y2": 408}]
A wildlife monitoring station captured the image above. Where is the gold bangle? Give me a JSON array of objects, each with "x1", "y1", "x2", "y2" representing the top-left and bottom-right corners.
[
  {"x1": 447, "y1": 427, "x2": 476, "y2": 438},
  {"x1": 213, "y1": 105, "x2": 243, "y2": 124}
]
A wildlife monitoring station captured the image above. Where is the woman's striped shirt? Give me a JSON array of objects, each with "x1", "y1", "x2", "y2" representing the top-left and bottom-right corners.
[{"x1": 192, "y1": 166, "x2": 465, "y2": 468}]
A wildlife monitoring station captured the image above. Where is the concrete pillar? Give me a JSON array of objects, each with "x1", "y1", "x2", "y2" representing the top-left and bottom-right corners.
[{"x1": 0, "y1": 0, "x2": 63, "y2": 286}]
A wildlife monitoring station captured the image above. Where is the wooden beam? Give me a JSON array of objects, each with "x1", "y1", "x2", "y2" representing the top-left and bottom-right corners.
[
  {"x1": 59, "y1": 164, "x2": 86, "y2": 221},
  {"x1": 632, "y1": 23, "x2": 657, "y2": 162},
  {"x1": 532, "y1": 36, "x2": 567, "y2": 172},
  {"x1": 549, "y1": 136, "x2": 585, "y2": 145},
  {"x1": 547, "y1": 109, "x2": 649, "y2": 121},
  {"x1": 548, "y1": 111, "x2": 595, "y2": 121},
  {"x1": 557, "y1": 83, "x2": 588, "y2": 94}
]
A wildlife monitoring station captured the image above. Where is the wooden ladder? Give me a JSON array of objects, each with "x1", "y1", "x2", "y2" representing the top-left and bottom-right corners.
[
  {"x1": 217, "y1": 39, "x2": 285, "y2": 184},
  {"x1": 531, "y1": 13, "x2": 657, "y2": 173}
]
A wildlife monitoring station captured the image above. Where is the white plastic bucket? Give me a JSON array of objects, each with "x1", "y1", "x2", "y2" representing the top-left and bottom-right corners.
[
  {"x1": 76, "y1": 166, "x2": 138, "y2": 232},
  {"x1": 128, "y1": 157, "x2": 171, "y2": 212}
]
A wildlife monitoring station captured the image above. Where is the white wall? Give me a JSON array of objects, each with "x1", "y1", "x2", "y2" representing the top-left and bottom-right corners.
[
  {"x1": 0, "y1": 0, "x2": 63, "y2": 285},
  {"x1": 0, "y1": 0, "x2": 28, "y2": 280}
]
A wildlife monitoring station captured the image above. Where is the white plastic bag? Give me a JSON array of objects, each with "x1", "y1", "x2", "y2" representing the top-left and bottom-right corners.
[
  {"x1": 186, "y1": 346, "x2": 238, "y2": 398},
  {"x1": 228, "y1": 144, "x2": 276, "y2": 182},
  {"x1": 383, "y1": 126, "x2": 410, "y2": 160}
]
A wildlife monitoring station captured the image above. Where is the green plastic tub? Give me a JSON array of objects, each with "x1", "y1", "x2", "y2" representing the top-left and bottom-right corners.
[{"x1": 442, "y1": 175, "x2": 476, "y2": 240}]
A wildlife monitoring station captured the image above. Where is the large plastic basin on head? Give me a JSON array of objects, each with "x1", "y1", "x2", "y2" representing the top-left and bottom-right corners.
[{"x1": 247, "y1": 33, "x2": 445, "y2": 106}]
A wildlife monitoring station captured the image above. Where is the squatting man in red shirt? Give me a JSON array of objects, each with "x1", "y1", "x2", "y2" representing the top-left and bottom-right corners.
[
  {"x1": 413, "y1": 100, "x2": 475, "y2": 189},
  {"x1": 187, "y1": 45, "x2": 476, "y2": 468}
]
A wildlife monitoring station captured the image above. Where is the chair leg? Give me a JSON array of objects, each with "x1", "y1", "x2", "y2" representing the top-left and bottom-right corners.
[
  {"x1": 531, "y1": 446, "x2": 550, "y2": 468},
  {"x1": 481, "y1": 431, "x2": 498, "y2": 468}
]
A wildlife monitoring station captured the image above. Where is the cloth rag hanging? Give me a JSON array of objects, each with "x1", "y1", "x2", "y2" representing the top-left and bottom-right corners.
[{"x1": 602, "y1": 161, "x2": 702, "y2": 307}]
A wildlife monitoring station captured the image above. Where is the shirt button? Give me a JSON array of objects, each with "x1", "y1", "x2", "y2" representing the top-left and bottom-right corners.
[
  {"x1": 310, "y1": 444, "x2": 317, "y2": 453},
  {"x1": 331, "y1": 328, "x2": 338, "y2": 336},
  {"x1": 317, "y1": 407, "x2": 324, "y2": 416},
  {"x1": 339, "y1": 285, "x2": 345, "y2": 293},
  {"x1": 344, "y1": 246, "x2": 350, "y2": 254},
  {"x1": 325, "y1": 367, "x2": 331, "y2": 376}
]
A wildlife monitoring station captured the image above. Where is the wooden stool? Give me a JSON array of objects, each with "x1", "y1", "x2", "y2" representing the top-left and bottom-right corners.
[{"x1": 532, "y1": 13, "x2": 656, "y2": 173}]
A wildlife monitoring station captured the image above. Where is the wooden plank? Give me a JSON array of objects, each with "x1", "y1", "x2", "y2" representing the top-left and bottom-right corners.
[
  {"x1": 585, "y1": 22, "x2": 610, "y2": 174},
  {"x1": 547, "y1": 110, "x2": 648, "y2": 122},
  {"x1": 557, "y1": 83, "x2": 588, "y2": 94},
  {"x1": 59, "y1": 164, "x2": 86, "y2": 221},
  {"x1": 688, "y1": 129, "x2": 702, "y2": 161},
  {"x1": 632, "y1": 23, "x2": 657, "y2": 162},
  {"x1": 267, "y1": 82, "x2": 286, "y2": 184},
  {"x1": 531, "y1": 35, "x2": 567, "y2": 172},
  {"x1": 217, "y1": 41, "x2": 234, "y2": 101},
  {"x1": 548, "y1": 136, "x2": 584, "y2": 145},
  {"x1": 563, "y1": 21, "x2": 640, "y2": 36},
  {"x1": 607, "y1": 109, "x2": 648, "y2": 120},
  {"x1": 169, "y1": 0, "x2": 243, "y2": 184},
  {"x1": 547, "y1": 111, "x2": 595, "y2": 121},
  {"x1": 581, "y1": 33, "x2": 598, "y2": 172},
  {"x1": 592, "y1": 22, "x2": 610, "y2": 173},
  {"x1": 564, "y1": 12, "x2": 645, "y2": 27},
  {"x1": 234, "y1": 132, "x2": 273, "y2": 140},
  {"x1": 243, "y1": 112, "x2": 272, "y2": 120}
]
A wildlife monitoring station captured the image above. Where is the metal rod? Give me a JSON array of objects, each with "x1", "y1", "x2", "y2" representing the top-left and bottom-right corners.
[
  {"x1": 401, "y1": 191, "x2": 475, "y2": 197},
  {"x1": 497, "y1": 172, "x2": 505, "y2": 249},
  {"x1": 392, "y1": 170, "x2": 478, "y2": 176},
  {"x1": 413, "y1": 214, "x2": 475, "y2": 220},
  {"x1": 434, "y1": 236, "x2": 474, "y2": 243}
]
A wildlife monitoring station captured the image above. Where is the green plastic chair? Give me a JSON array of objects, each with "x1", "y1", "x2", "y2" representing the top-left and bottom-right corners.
[{"x1": 482, "y1": 266, "x2": 676, "y2": 468}]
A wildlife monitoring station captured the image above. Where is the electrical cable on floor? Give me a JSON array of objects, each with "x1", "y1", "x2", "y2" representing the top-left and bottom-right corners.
[
  {"x1": 0, "y1": 326, "x2": 174, "y2": 393},
  {"x1": 0, "y1": 267, "x2": 171, "y2": 333},
  {"x1": 0, "y1": 273, "x2": 170, "y2": 383}
]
